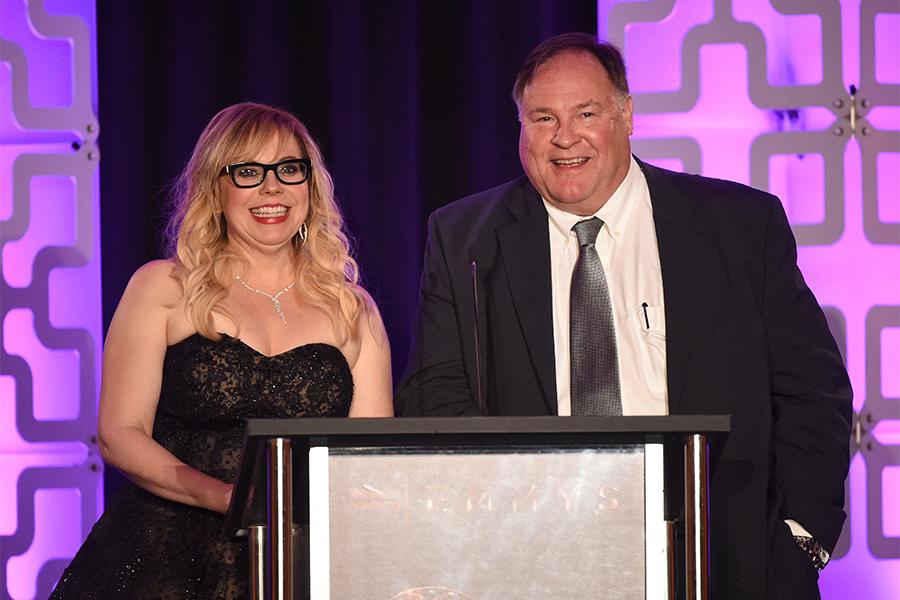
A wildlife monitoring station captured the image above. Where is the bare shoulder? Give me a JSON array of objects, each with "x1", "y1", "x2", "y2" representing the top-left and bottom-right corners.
[
  {"x1": 111, "y1": 259, "x2": 184, "y2": 336},
  {"x1": 357, "y1": 287, "x2": 388, "y2": 344},
  {"x1": 126, "y1": 259, "x2": 183, "y2": 301}
]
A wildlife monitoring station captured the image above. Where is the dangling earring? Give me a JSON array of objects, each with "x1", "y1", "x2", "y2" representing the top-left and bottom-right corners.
[{"x1": 298, "y1": 222, "x2": 308, "y2": 244}]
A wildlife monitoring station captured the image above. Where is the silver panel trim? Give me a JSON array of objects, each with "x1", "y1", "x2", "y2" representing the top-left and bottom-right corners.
[
  {"x1": 309, "y1": 446, "x2": 330, "y2": 599},
  {"x1": 645, "y1": 443, "x2": 668, "y2": 599}
]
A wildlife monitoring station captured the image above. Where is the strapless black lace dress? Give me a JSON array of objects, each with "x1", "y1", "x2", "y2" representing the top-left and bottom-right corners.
[{"x1": 50, "y1": 333, "x2": 353, "y2": 599}]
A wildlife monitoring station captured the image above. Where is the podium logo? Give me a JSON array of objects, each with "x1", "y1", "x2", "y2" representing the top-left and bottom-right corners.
[
  {"x1": 390, "y1": 586, "x2": 477, "y2": 600},
  {"x1": 348, "y1": 480, "x2": 622, "y2": 515}
]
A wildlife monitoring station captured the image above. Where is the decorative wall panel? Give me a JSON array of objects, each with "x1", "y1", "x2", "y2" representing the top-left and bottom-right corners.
[
  {"x1": 600, "y1": 0, "x2": 899, "y2": 597},
  {"x1": 0, "y1": 1, "x2": 102, "y2": 598}
]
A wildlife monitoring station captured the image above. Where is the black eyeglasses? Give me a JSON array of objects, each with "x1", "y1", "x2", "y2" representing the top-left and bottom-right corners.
[{"x1": 219, "y1": 158, "x2": 312, "y2": 188}]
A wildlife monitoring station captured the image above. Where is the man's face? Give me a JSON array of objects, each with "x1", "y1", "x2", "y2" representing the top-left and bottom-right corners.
[{"x1": 518, "y1": 50, "x2": 633, "y2": 216}]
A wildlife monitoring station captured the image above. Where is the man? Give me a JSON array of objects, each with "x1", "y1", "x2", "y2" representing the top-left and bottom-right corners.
[{"x1": 396, "y1": 33, "x2": 851, "y2": 598}]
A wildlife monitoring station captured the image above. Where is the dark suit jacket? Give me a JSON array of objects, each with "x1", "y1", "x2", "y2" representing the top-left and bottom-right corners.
[{"x1": 395, "y1": 159, "x2": 852, "y2": 598}]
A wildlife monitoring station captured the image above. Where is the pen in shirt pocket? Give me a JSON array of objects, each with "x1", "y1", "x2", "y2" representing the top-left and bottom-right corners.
[{"x1": 641, "y1": 302, "x2": 650, "y2": 330}]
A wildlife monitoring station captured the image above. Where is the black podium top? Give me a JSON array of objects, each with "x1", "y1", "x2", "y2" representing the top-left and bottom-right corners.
[
  {"x1": 247, "y1": 414, "x2": 727, "y2": 443},
  {"x1": 226, "y1": 415, "x2": 728, "y2": 533}
]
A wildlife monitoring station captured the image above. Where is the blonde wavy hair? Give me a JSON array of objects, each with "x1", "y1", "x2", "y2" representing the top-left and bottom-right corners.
[{"x1": 165, "y1": 102, "x2": 367, "y2": 342}]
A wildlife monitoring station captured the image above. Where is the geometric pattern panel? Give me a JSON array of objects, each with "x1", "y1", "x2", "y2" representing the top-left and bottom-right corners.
[
  {"x1": 0, "y1": 0, "x2": 102, "y2": 598},
  {"x1": 600, "y1": 0, "x2": 900, "y2": 597}
]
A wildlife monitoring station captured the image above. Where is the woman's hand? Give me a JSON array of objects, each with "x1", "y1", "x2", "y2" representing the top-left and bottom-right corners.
[{"x1": 219, "y1": 483, "x2": 235, "y2": 514}]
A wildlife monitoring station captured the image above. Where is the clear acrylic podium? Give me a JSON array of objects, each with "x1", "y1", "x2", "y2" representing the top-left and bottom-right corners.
[{"x1": 226, "y1": 415, "x2": 729, "y2": 600}]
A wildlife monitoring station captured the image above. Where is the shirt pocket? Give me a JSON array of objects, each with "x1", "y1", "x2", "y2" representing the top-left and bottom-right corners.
[
  {"x1": 636, "y1": 304, "x2": 667, "y2": 399},
  {"x1": 637, "y1": 303, "x2": 666, "y2": 341}
]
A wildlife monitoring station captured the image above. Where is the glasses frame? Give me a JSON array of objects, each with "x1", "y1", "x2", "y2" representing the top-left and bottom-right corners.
[{"x1": 219, "y1": 158, "x2": 312, "y2": 189}]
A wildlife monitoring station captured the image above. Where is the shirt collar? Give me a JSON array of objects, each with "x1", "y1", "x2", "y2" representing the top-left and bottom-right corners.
[{"x1": 543, "y1": 156, "x2": 643, "y2": 243}]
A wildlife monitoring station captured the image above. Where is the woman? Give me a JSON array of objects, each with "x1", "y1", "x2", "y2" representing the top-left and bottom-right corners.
[{"x1": 50, "y1": 102, "x2": 393, "y2": 598}]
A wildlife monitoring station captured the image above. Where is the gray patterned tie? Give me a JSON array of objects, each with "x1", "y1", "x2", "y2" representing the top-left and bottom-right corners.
[{"x1": 570, "y1": 218, "x2": 622, "y2": 416}]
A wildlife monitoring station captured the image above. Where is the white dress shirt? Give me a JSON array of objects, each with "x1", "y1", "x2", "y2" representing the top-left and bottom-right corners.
[{"x1": 545, "y1": 156, "x2": 668, "y2": 416}]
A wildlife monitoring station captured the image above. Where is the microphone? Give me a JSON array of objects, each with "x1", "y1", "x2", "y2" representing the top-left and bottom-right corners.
[{"x1": 470, "y1": 258, "x2": 486, "y2": 414}]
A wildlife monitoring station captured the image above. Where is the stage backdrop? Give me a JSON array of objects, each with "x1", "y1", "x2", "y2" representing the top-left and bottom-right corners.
[
  {"x1": 1, "y1": 1, "x2": 898, "y2": 599},
  {"x1": 1, "y1": 1, "x2": 103, "y2": 599}
]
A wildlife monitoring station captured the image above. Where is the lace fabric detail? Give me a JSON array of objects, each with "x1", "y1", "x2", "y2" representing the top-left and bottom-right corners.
[{"x1": 50, "y1": 334, "x2": 353, "y2": 599}]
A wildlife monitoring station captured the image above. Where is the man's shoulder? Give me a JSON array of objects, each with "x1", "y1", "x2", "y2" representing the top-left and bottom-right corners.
[
  {"x1": 640, "y1": 159, "x2": 778, "y2": 218},
  {"x1": 432, "y1": 176, "x2": 535, "y2": 225}
]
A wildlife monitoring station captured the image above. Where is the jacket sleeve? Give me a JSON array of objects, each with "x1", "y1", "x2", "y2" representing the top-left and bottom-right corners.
[
  {"x1": 394, "y1": 212, "x2": 482, "y2": 417},
  {"x1": 764, "y1": 195, "x2": 853, "y2": 553}
]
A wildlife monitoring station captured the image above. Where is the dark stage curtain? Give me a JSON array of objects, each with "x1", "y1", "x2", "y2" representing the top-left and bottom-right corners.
[
  {"x1": 97, "y1": 0, "x2": 597, "y2": 375},
  {"x1": 97, "y1": 0, "x2": 595, "y2": 500}
]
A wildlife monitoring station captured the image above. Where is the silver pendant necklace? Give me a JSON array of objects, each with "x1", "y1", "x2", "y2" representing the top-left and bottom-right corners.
[{"x1": 235, "y1": 275, "x2": 295, "y2": 325}]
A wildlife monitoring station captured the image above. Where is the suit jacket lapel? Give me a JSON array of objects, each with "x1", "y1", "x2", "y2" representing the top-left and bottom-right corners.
[
  {"x1": 496, "y1": 183, "x2": 557, "y2": 414},
  {"x1": 639, "y1": 159, "x2": 709, "y2": 415}
]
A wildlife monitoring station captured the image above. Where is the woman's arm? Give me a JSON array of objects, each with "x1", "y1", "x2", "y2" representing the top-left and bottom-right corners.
[
  {"x1": 97, "y1": 260, "x2": 233, "y2": 513},
  {"x1": 348, "y1": 293, "x2": 394, "y2": 417}
]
